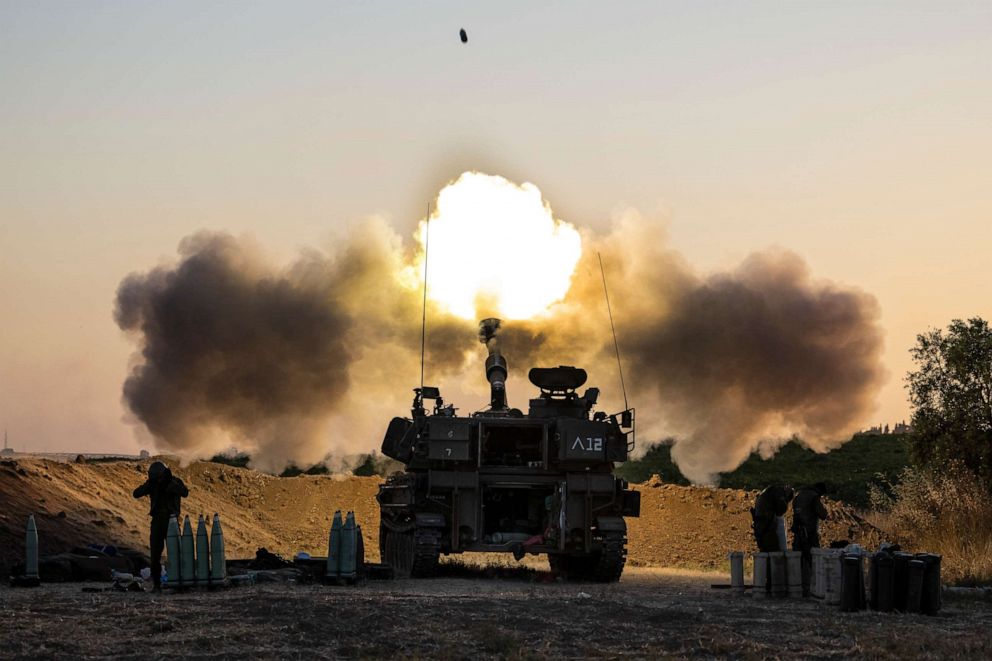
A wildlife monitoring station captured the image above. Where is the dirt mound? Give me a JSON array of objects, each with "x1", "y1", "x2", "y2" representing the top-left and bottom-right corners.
[
  {"x1": 0, "y1": 460, "x2": 881, "y2": 576},
  {"x1": 628, "y1": 475, "x2": 882, "y2": 569},
  {"x1": 0, "y1": 458, "x2": 381, "y2": 576}
]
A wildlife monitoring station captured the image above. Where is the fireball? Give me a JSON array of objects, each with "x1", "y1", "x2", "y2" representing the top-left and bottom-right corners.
[{"x1": 414, "y1": 172, "x2": 582, "y2": 320}]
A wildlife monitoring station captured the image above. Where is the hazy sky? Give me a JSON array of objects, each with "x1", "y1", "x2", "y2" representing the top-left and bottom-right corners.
[{"x1": 1, "y1": 1, "x2": 990, "y2": 453}]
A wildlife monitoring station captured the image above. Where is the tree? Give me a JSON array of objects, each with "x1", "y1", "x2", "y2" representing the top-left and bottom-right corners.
[{"x1": 907, "y1": 317, "x2": 992, "y2": 488}]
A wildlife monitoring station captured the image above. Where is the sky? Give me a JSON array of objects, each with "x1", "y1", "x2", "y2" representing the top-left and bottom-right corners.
[{"x1": 1, "y1": 1, "x2": 990, "y2": 454}]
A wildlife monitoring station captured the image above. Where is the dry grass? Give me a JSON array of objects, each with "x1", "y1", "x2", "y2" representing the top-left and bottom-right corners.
[{"x1": 869, "y1": 463, "x2": 992, "y2": 585}]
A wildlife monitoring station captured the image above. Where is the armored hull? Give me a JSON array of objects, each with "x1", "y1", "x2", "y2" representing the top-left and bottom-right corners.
[{"x1": 377, "y1": 319, "x2": 640, "y2": 581}]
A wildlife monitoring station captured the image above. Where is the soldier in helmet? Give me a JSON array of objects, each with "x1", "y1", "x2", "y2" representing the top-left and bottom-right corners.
[
  {"x1": 133, "y1": 461, "x2": 189, "y2": 591},
  {"x1": 791, "y1": 482, "x2": 829, "y2": 596},
  {"x1": 751, "y1": 485, "x2": 794, "y2": 552}
]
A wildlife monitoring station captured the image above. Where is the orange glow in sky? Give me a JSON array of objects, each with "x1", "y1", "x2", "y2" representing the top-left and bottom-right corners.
[{"x1": 1, "y1": 3, "x2": 990, "y2": 453}]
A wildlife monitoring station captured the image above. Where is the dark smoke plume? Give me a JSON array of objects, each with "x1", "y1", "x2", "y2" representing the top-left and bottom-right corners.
[
  {"x1": 577, "y1": 213, "x2": 886, "y2": 483},
  {"x1": 116, "y1": 233, "x2": 350, "y2": 470},
  {"x1": 115, "y1": 195, "x2": 884, "y2": 481},
  {"x1": 621, "y1": 248, "x2": 885, "y2": 483},
  {"x1": 115, "y1": 232, "x2": 355, "y2": 470},
  {"x1": 115, "y1": 221, "x2": 478, "y2": 471}
]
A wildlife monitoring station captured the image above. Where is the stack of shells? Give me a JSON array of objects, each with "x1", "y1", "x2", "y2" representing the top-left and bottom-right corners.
[
  {"x1": 165, "y1": 513, "x2": 227, "y2": 588},
  {"x1": 326, "y1": 510, "x2": 362, "y2": 583}
]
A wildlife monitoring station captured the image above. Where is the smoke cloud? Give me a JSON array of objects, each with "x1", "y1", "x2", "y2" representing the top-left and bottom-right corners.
[
  {"x1": 115, "y1": 173, "x2": 884, "y2": 480},
  {"x1": 605, "y1": 217, "x2": 886, "y2": 483},
  {"x1": 115, "y1": 232, "x2": 350, "y2": 471}
]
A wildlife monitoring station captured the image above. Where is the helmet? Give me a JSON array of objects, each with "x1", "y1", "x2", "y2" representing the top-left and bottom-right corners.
[{"x1": 148, "y1": 461, "x2": 167, "y2": 480}]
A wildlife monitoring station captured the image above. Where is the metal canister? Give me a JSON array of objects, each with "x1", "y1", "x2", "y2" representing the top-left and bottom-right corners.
[
  {"x1": 892, "y1": 551, "x2": 914, "y2": 611},
  {"x1": 728, "y1": 551, "x2": 745, "y2": 594},
  {"x1": 785, "y1": 551, "x2": 803, "y2": 598},
  {"x1": 906, "y1": 558, "x2": 926, "y2": 612},
  {"x1": 752, "y1": 552, "x2": 769, "y2": 599},
  {"x1": 841, "y1": 554, "x2": 865, "y2": 611},
  {"x1": 769, "y1": 552, "x2": 787, "y2": 597},
  {"x1": 869, "y1": 551, "x2": 894, "y2": 612},
  {"x1": 919, "y1": 553, "x2": 942, "y2": 615}
]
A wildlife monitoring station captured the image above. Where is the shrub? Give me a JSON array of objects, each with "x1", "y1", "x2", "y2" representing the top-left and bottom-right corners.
[
  {"x1": 209, "y1": 452, "x2": 251, "y2": 468},
  {"x1": 870, "y1": 462, "x2": 992, "y2": 585},
  {"x1": 350, "y1": 452, "x2": 403, "y2": 477}
]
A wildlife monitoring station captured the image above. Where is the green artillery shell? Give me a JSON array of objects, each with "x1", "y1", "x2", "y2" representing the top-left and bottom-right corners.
[
  {"x1": 25, "y1": 515, "x2": 39, "y2": 578},
  {"x1": 210, "y1": 513, "x2": 226, "y2": 583},
  {"x1": 327, "y1": 510, "x2": 343, "y2": 578},
  {"x1": 166, "y1": 515, "x2": 181, "y2": 585},
  {"x1": 196, "y1": 514, "x2": 210, "y2": 584}
]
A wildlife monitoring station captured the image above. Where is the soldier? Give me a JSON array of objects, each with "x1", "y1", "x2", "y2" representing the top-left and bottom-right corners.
[
  {"x1": 133, "y1": 461, "x2": 189, "y2": 591},
  {"x1": 751, "y1": 485, "x2": 794, "y2": 552},
  {"x1": 791, "y1": 482, "x2": 829, "y2": 596}
]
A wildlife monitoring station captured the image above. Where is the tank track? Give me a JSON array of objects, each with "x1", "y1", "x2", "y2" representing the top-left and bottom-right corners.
[
  {"x1": 589, "y1": 531, "x2": 627, "y2": 582},
  {"x1": 548, "y1": 531, "x2": 628, "y2": 582},
  {"x1": 382, "y1": 524, "x2": 441, "y2": 579},
  {"x1": 410, "y1": 528, "x2": 442, "y2": 578}
]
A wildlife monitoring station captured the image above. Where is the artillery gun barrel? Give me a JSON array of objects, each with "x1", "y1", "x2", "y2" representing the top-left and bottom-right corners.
[
  {"x1": 485, "y1": 353, "x2": 508, "y2": 410},
  {"x1": 479, "y1": 318, "x2": 508, "y2": 410}
]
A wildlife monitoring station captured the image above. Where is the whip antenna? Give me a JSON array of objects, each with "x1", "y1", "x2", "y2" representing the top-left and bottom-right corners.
[
  {"x1": 420, "y1": 202, "x2": 431, "y2": 390},
  {"x1": 598, "y1": 252, "x2": 628, "y2": 410}
]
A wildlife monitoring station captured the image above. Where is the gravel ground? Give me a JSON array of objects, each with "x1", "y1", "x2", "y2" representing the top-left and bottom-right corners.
[{"x1": 2, "y1": 567, "x2": 990, "y2": 659}]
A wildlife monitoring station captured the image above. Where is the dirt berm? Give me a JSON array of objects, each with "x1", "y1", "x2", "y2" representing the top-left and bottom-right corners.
[{"x1": 0, "y1": 458, "x2": 880, "y2": 575}]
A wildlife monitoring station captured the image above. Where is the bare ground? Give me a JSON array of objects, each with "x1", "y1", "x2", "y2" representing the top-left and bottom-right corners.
[
  {"x1": 4, "y1": 458, "x2": 981, "y2": 659},
  {"x1": 2, "y1": 567, "x2": 990, "y2": 660}
]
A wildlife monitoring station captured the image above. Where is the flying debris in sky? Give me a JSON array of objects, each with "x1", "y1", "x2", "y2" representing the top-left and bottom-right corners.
[{"x1": 459, "y1": 28, "x2": 468, "y2": 43}]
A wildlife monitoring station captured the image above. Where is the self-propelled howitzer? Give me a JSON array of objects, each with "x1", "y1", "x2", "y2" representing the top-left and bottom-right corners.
[{"x1": 376, "y1": 318, "x2": 641, "y2": 581}]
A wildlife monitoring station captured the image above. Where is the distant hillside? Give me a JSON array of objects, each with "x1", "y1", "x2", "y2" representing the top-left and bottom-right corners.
[{"x1": 617, "y1": 433, "x2": 910, "y2": 508}]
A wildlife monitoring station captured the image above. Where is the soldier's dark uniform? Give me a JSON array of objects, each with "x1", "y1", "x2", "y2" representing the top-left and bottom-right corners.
[
  {"x1": 133, "y1": 461, "x2": 189, "y2": 589},
  {"x1": 751, "y1": 485, "x2": 794, "y2": 552},
  {"x1": 791, "y1": 483, "x2": 828, "y2": 596}
]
